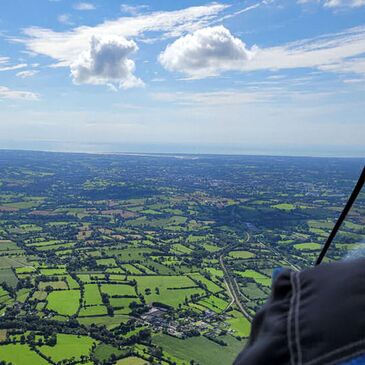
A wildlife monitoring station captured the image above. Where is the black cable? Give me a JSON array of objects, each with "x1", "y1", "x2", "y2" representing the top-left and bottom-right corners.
[{"x1": 315, "y1": 166, "x2": 365, "y2": 266}]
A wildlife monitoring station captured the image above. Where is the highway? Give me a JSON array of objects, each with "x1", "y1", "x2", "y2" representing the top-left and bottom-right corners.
[{"x1": 219, "y1": 232, "x2": 253, "y2": 321}]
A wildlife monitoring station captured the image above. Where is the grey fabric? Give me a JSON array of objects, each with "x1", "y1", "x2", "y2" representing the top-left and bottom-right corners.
[{"x1": 234, "y1": 258, "x2": 365, "y2": 365}]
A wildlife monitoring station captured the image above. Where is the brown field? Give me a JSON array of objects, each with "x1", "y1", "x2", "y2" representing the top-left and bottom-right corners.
[
  {"x1": 101, "y1": 210, "x2": 137, "y2": 218},
  {"x1": 0, "y1": 206, "x2": 17, "y2": 212},
  {"x1": 28, "y1": 210, "x2": 57, "y2": 216},
  {"x1": 0, "y1": 330, "x2": 7, "y2": 342}
]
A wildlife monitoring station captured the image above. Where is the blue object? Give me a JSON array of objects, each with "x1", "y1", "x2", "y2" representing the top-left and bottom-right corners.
[
  {"x1": 271, "y1": 267, "x2": 285, "y2": 284},
  {"x1": 339, "y1": 354, "x2": 365, "y2": 364}
]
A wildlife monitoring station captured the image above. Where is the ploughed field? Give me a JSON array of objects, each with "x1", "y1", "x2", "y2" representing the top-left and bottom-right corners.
[{"x1": 0, "y1": 150, "x2": 363, "y2": 364}]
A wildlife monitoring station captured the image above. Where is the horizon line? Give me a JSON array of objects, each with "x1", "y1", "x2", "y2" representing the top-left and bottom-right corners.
[{"x1": 1, "y1": 147, "x2": 364, "y2": 160}]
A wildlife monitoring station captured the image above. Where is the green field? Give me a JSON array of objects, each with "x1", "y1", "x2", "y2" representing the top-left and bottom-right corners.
[
  {"x1": 110, "y1": 297, "x2": 139, "y2": 312},
  {"x1": 203, "y1": 243, "x2": 221, "y2": 252},
  {"x1": 189, "y1": 273, "x2": 223, "y2": 293},
  {"x1": 228, "y1": 310, "x2": 251, "y2": 337},
  {"x1": 122, "y1": 264, "x2": 142, "y2": 274},
  {"x1": 47, "y1": 290, "x2": 80, "y2": 316},
  {"x1": 78, "y1": 314, "x2": 130, "y2": 328},
  {"x1": 97, "y1": 258, "x2": 117, "y2": 266},
  {"x1": 0, "y1": 268, "x2": 18, "y2": 286},
  {"x1": 93, "y1": 343, "x2": 125, "y2": 363},
  {"x1": 78, "y1": 305, "x2": 108, "y2": 316},
  {"x1": 116, "y1": 357, "x2": 148, "y2": 365},
  {"x1": 236, "y1": 270, "x2": 271, "y2": 286},
  {"x1": 131, "y1": 275, "x2": 205, "y2": 307},
  {"x1": 205, "y1": 267, "x2": 224, "y2": 278},
  {"x1": 39, "y1": 267, "x2": 67, "y2": 275},
  {"x1": 271, "y1": 203, "x2": 295, "y2": 211},
  {"x1": 171, "y1": 243, "x2": 193, "y2": 254},
  {"x1": 0, "y1": 240, "x2": 19, "y2": 251},
  {"x1": 198, "y1": 295, "x2": 229, "y2": 312},
  {"x1": 308, "y1": 220, "x2": 333, "y2": 229},
  {"x1": 153, "y1": 334, "x2": 245, "y2": 365},
  {"x1": 294, "y1": 242, "x2": 322, "y2": 250},
  {"x1": 100, "y1": 283, "x2": 136, "y2": 297},
  {"x1": 0, "y1": 343, "x2": 49, "y2": 365},
  {"x1": 84, "y1": 284, "x2": 103, "y2": 305},
  {"x1": 39, "y1": 334, "x2": 95, "y2": 362},
  {"x1": 229, "y1": 250, "x2": 255, "y2": 259}
]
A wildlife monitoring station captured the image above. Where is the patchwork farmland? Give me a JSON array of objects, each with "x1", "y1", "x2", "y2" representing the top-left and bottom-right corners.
[{"x1": 0, "y1": 151, "x2": 363, "y2": 364}]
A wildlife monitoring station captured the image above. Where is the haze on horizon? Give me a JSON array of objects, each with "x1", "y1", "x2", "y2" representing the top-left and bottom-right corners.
[{"x1": 0, "y1": 0, "x2": 365, "y2": 157}]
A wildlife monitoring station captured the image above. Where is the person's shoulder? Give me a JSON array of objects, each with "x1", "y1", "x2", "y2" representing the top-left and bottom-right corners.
[{"x1": 234, "y1": 258, "x2": 365, "y2": 365}]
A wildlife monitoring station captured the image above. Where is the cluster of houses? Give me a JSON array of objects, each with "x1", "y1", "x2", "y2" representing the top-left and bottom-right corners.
[{"x1": 140, "y1": 306, "x2": 233, "y2": 340}]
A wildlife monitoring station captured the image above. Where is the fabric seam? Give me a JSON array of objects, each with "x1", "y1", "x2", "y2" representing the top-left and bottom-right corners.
[
  {"x1": 304, "y1": 339, "x2": 365, "y2": 365},
  {"x1": 312, "y1": 347, "x2": 365, "y2": 365},
  {"x1": 295, "y1": 272, "x2": 303, "y2": 365},
  {"x1": 288, "y1": 271, "x2": 297, "y2": 365}
]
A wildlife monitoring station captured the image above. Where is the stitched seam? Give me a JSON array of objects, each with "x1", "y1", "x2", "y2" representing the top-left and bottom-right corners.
[
  {"x1": 295, "y1": 272, "x2": 303, "y2": 365},
  {"x1": 316, "y1": 348, "x2": 365, "y2": 365},
  {"x1": 288, "y1": 271, "x2": 297, "y2": 365},
  {"x1": 305, "y1": 339, "x2": 365, "y2": 365}
]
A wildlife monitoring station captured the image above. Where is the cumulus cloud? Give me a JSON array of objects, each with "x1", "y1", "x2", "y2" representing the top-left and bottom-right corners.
[
  {"x1": 16, "y1": 70, "x2": 39, "y2": 78},
  {"x1": 159, "y1": 26, "x2": 257, "y2": 78},
  {"x1": 159, "y1": 25, "x2": 365, "y2": 79},
  {"x1": 17, "y1": 4, "x2": 226, "y2": 65},
  {"x1": 71, "y1": 35, "x2": 144, "y2": 89},
  {"x1": 15, "y1": 4, "x2": 226, "y2": 88},
  {"x1": 73, "y1": 2, "x2": 95, "y2": 11},
  {"x1": 0, "y1": 86, "x2": 39, "y2": 101},
  {"x1": 13, "y1": 3, "x2": 365, "y2": 84}
]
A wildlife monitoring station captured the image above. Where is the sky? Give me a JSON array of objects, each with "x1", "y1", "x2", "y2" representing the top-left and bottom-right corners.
[{"x1": 0, "y1": 0, "x2": 365, "y2": 157}]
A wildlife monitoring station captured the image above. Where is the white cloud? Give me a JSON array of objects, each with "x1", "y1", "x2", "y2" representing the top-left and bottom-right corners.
[
  {"x1": 120, "y1": 4, "x2": 149, "y2": 15},
  {"x1": 298, "y1": 0, "x2": 365, "y2": 7},
  {"x1": 160, "y1": 25, "x2": 365, "y2": 78},
  {"x1": 0, "y1": 63, "x2": 27, "y2": 72},
  {"x1": 16, "y1": 70, "x2": 39, "y2": 78},
  {"x1": 15, "y1": 4, "x2": 226, "y2": 88},
  {"x1": 58, "y1": 14, "x2": 73, "y2": 25},
  {"x1": 71, "y1": 35, "x2": 144, "y2": 89},
  {"x1": 15, "y1": 3, "x2": 365, "y2": 84},
  {"x1": 0, "y1": 86, "x2": 39, "y2": 101},
  {"x1": 152, "y1": 90, "x2": 270, "y2": 106},
  {"x1": 0, "y1": 56, "x2": 27, "y2": 72},
  {"x1": 320, "y1": 57, "x2": 365, "y2": 74},
  {"x1": 324, "y1": 0, "x2": 365, "y2": 7},
  {"x1": 159, "y1": 26, "x2": 257, "y2": 78},
  {"x1": 151, "y1": 84, "x2": 336, "y2": 107},
  {"x1": 245, "y1": 26, "x2": 365, "y2": 75},
  {"x1": 18, "y1": 4, "x2": 226, "y2": 65},
  {"x1": 73, "y1": 2, "x2": 95, "y2": 11},
  {"x1": 0, "y1": 57, "x2": 9, "y2": 65}
]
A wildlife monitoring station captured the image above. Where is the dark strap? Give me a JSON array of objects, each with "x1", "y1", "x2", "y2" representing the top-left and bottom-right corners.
[{"x1": 316, "y1": 166, "x2": 365, "y2": 265}]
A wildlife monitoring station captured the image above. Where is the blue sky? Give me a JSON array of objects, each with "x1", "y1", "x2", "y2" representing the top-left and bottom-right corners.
[{"x1": 0, "y1": 0, "x2": 365, "y2": 156}]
